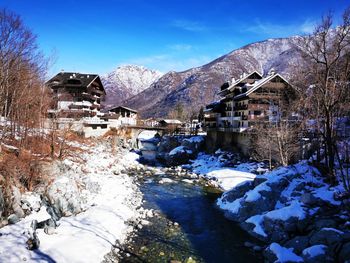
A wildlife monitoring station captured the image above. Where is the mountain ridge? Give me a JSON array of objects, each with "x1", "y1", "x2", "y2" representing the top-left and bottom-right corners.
[
  {"x1": 101, "y1": 65, "x2": 163, "y2": 108},
  {"x1": 123, "y1": 36, "x2": 301, "y2": 118}
]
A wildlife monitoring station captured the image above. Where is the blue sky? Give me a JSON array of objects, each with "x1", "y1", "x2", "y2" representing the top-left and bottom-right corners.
[{"x1": 1, "y1": 0, "x2": 349, "y2": 76}]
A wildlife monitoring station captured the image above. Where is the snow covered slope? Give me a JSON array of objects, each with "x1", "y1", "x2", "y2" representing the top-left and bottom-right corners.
[
  {"x1": 124, "y1": 37, "x2": 302, "y2": 118},
  {"x1": 102, "y1": 65, "x2": 163, "y2": 108}
]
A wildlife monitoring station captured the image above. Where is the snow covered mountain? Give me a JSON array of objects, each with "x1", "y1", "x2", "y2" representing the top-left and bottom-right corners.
[
  {"x1": 102, "y1": 65, "x2": 163, "y2": 108},
  {"x1": 124, "y1": 37, "x2": 302, "y2": 118}
]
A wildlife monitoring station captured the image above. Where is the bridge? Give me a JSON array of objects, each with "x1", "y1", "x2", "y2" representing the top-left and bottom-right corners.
[{"x1": 114, "y1": 125, "x2": 168, "y2": 149}]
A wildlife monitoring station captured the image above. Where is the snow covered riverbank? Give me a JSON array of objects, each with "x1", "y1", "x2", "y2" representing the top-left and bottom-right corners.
[
  {"x1": 217, "y1": 161, "x2": 350, "y2": 262},
  {"x1": 0, "y1": 139, "x2": 146, "y2": 263},
  {"x1": 187, "y1": 150, "x2": 267, "y2": 191}
]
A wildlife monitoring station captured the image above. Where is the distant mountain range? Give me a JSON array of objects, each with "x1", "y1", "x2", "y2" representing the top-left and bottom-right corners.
[
  {"x1": 101, "y1": 65, "x2": 162, "y2": 108},
  {"x1": 103, "y1": 37, "x2": 301, "y2": 117}
]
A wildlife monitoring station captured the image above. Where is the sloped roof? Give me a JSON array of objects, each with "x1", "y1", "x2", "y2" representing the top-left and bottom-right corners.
[
  {"x1": 159, "y1": 119, "x2": 182, "y2": 124},
  {"x1": 46, "y1": 72, "x2": 105, "y2": 93},
  {"x1": 234, "y1": 73, "x2": 290, "y2": 100},
  {"x1": 107, "y1": 106, "x2": 138, "y2": 113},
  {"x1": 220, "y1": 71, "x2": 263, "y2": 95}
]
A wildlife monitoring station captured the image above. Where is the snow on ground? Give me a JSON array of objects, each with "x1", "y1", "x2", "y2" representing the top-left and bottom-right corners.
[
  {"x1": 169, "y1": 146, "x2": 193, "y2": 156},
  {"x1": 137, "y1": 130, "x2": 159, "y2": 140},
  {"x1": 268, "y1": 243, "x2": 303, "y2": 262},
  {"x1": 206, "y1": 168, "x2": 256, "y2": 191},
  {"x1": 245, "y1": 214, "x2": 267, "y2": 237},
  {"x1": 0, "y1": 141, "x2": 144, "y2": 263},
  {"x1": 302, "y1": 244, "x2": 328, "y2": 258},
  {"x1": 264, "y1": 200, "x2": 306, "y2": 221},
  {"x1": 159, "y1": 178, "x2": 174, "y2": 184},
  {"x1": 182, "y1": 136, "x2": 204, "y2": 143},
  {"x1": 189, "y1": 151, "x2": 263, "y2": 191},
  {"x1": 217, "y1": 160, "x2": 346, "y2": 255}
]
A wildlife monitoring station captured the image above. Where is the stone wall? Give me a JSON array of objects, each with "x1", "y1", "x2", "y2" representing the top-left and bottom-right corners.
[{"x1": 205, "y1": 130, "x2": 251, "y2": 155}]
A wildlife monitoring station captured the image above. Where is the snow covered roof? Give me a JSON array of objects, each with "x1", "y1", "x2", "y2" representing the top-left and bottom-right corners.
[
  {"x1": 107, "y1": 106, "x2": 138, "y2": 113},
  {"x1": 219, "y1": 71, "x2": 262, "y2": 95},
  {"x1": 234, "y1": 73, "x2": 290, "y2": 100},
  {"x1": 159, "y1": 119, "x2": 182, "y2": 124},
  {"x1": 46, "y1": 72, "x2": 105, "y2": 93}
]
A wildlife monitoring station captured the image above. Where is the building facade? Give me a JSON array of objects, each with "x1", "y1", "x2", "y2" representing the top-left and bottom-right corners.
[
  {"x1": 46, "y1": 72, "x2": 109, "y2": 137},
  {"x1": 204, "y1": 70, "x2": 293, "y2": 153},
  {"x1": 102, "y1": 106, "x2": 138, "y2": 127}
]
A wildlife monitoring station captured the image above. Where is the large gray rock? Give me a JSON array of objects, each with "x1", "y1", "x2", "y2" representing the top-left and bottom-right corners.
[
  {"x1": 339, "y1": 242, "x2": 350, "y2": 263},
  {"x1": 0, "y1": 188, "x2": 4, "y2": 218},
  {"x1": 309, "y1": 228, "x2": 344, "y2": 246},
  {"x1": 11, "y1": 187, "x2": 25, "y2": 218},
  {"x1": 157, "y1": 136, "x2": 181, "y2": 153},
  {"x1": 45, "y1": 176, "x2": 82, "y2": 217},
  {"x1": 302, "y1": 245, "x2": 333, "y2": 263},
  {"x1": 165, "y1": 146, "x2": 194, "y2": 166},
  {"x1": 284, "y1": 235, "x2": 310, "y2": 254},
  {"x1": 313, "y1": 218, "x2": 338, "y2": 230},
  {"x1": 180, "y1": 136, "x2": 204, "y2": 152},
  {"x1": 230, "y1": 177, "x2": 290, "y2": 223},
  {"x1": 300, "y1": 192, "x2": 319, "y2": 206},
  {"x1": 264, "y1": 242, "x2": 303, "y2": 263},
  {"x1": 220, "y1": 181, "x2": 254, "y2": 203},
  {"x1": 7, "y1": 214, "x2": 20, "y2": 224}
]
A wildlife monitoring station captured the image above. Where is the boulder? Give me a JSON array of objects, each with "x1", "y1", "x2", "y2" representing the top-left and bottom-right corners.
[
  {"x1": 0, "y1": 188, "x2": 4, "y2": 218},
  {"x1": 181, "y1": 136, "x2": 204, "y2": 152},
  {"x1": 302, "y1": 244, "x2": 333, "y2": 263},
  {"x1": 339, "y1": 242, "x2": 350, "y2": 263},
  {"x1": 157, "y1": 136, "x2": 181, "y2": 153},
  {"x1": 11, "y1": 187, "x2": 25, "y2": 218},
  {"x1": 165, "y1": 146, "x2": 194, "y2": 166},
  {"x1": 264, "y1": 242, "x2": 303, "y2": 263},
  {"x1": 313, "y1": 218, "x2": 338, "y2": 230},
  {"x1": 26, "y1": 231, "x2": 40, "y2": 250},
  {"x1": 263, "y1": 202, "x2": 310, "y2": 242},
  {"x1": 300, "y1": 192, "x2": 319, "y2": 206},
  {"x1": 309, "y1": 228, "x2": 344, "y2": 246},
  {"x1": 253, "y1": 176, "x2": 268, "y2": 187},
  {"x1": 45, "y1": 176, "x2": 82, "y2": 217},
  {"x1": 220, "y1": 181, "x2": 254, "y2": 203},
  {"x1": 7, "y1": 214, "x2": 20, "y2": 224},
  {"x1": 284, "y1": 235, "x2": 310, "y2": 254}
]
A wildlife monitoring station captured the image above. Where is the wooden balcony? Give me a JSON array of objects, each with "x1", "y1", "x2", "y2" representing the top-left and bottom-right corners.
[
  {"x1": 234, "y1": 104, "x2": 248, "y2": 111},
  {"x1": 248, "y1": 104, "x2": 270, "y2": 111}
]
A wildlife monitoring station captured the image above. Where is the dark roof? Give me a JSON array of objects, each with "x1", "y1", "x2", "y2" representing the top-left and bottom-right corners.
[
  {"x1": 107, "y1": 106, "x2": 138, "y2": 113},
  {"x1": 46, "y1": 72, "x2": 105, "y2": 93}
]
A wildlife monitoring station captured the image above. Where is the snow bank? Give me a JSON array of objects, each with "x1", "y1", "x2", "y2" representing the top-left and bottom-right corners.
[
  {"x1": 267, "y1": 243, "x2": 303, "y2": 262},
  {"x1": 159, "y1": 178, "x2": 174, "y2": 184},
  {"x1": 206, "y1": 168, "x2": 256, "y2": 191},
  {"x1": 169, "y1": 146, "x2": 192, "y2": 156},
  {"x1": 264, "y1": 201, "x2": 306, "y2": 221},
  {"x1": 183, "y1": 136, "x2": 204, "y2": 143},
  {"x1": 0, "y1": 141, "x2": 143, "y2": 263},
  {"x1": 245, "y1": 214, "x2": 267, "y2": 237},
  {"x1": 190, "y1": 152, "x2": 261, "y2": 190},
  {"x1": 138, "y1": 130, "x2": 159, "y2": 140},
  {"x1": 302, "y1": 244, "x2": 328, "y2": 258}
]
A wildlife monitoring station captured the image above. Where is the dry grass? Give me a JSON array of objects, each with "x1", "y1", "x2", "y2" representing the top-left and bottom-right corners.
[{"x1": 0, "y1": 130, "x2": 89, "y2": 216}]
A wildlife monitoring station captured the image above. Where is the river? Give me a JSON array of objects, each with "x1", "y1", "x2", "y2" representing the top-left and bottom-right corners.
[{"x1": 117, "y1": 169, "x2": 263, "y2": 263}]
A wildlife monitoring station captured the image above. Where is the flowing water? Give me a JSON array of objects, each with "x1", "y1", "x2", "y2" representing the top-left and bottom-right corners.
[{"x1": 118, "y1": 172, "x2": 263, "y2": 263}]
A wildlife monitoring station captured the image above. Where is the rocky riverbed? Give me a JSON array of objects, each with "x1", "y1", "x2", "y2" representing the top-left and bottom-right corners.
[
  {"x1": 0, "y1": 138, "x2": 150, "y2": 262},
  {"x1": 1, "y1": 133, "x2": 349, "y2": 263}
]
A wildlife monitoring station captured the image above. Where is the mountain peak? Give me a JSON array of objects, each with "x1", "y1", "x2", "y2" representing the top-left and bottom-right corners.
[
  {"x1": 102, "y1": 64, "x2": 163, "y2": 108},
  {"x1": 124, "y1": 36, "x2": 301, "y2": 118}
]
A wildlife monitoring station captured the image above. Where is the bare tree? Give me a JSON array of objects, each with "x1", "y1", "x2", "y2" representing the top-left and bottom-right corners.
[
  {"x1": 251, "y1": 120, "x2": 300, "y2": 167},
  {"x1": 0, "y1": 8, "x2": 48, "y2": 147},
  {"x1": 293, "y1": 8, "x2": 350, "y2": 182}
]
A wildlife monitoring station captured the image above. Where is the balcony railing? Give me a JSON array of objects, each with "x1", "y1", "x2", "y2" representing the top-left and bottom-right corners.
[{"x1": 234, "y1": 104, "x2": 248, "y2": 111}]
